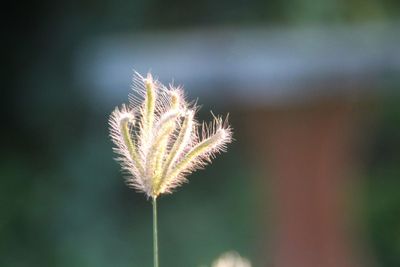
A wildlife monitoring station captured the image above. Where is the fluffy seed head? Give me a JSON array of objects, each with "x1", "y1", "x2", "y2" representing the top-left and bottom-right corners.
[{"x1": 109, "y1": 72, "x2": 232, "y2": 198}]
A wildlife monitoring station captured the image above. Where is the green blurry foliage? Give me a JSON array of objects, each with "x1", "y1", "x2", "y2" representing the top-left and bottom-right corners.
[
  {"x1": 363, "y1": 97, "x2": 400, "y2": 267},
  {"x1": 3, "y1": 0, "x2": 400, "y2": 266}
]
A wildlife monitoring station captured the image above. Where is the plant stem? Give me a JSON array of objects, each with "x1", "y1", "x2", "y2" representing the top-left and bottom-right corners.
[{"x1": 152, "y1": 197, "x2": 159, "y2": 267}]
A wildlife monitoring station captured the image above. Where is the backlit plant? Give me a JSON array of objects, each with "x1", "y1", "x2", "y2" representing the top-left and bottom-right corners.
[{"x1": 109, "y1": 72, "x2": 232, "y2": 267}]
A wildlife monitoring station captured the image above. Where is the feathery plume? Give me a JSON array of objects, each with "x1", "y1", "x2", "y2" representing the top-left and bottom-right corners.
[{"x1": 109, "y1": 72, "x2": 232, "y2": 199}]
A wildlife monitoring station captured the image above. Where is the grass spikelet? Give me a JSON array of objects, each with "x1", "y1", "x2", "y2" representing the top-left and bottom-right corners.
[
  {"x1": 109, "y1": 72, "x2": 232, "y2": 198},
  {"x1": 108, "y1": 71, "x2": 233, "y2": 267}
]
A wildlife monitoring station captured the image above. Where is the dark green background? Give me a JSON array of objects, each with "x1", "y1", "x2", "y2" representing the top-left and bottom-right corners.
[{"x1": 2, "y1": 0, "x2": 400, "y2": 266}]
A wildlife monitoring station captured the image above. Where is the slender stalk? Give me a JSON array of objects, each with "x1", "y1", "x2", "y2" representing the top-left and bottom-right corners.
[{"x1": 152, "y1": 197, "x2": 159, "y2": 267}]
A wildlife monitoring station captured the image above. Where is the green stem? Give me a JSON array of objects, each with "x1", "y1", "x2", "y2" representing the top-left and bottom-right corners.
[{"x1": 152, "y1": 197, "x2": 159, "y2": 267}]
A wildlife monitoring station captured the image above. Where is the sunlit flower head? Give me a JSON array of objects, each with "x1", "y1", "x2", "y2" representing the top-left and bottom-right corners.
[
  {"x1": 212, "y1": 252, "x2": 252, "y2": 267},
  {"x1": 109, "y1": 72, "x2": 232, "y2": 198}
]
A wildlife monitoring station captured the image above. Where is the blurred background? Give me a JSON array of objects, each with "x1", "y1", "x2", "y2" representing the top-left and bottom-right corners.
[{"x1": 2, "y1": 0, "x2": 400, "y2": 266}]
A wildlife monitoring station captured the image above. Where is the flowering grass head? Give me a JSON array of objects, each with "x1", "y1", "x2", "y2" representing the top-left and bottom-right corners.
[{"x1": 109, "y1": 72, "x2": 232, "y2": 199}]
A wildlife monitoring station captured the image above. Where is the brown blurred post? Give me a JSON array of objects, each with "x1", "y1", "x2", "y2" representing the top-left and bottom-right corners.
[{"x1": 247, "y1": 101, "x2": 360, "y2": 267}]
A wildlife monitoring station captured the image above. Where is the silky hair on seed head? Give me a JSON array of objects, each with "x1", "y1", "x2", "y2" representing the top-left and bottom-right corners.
[{"x1": 109, "y1": 72, "x2": 232, "y2": 199}]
